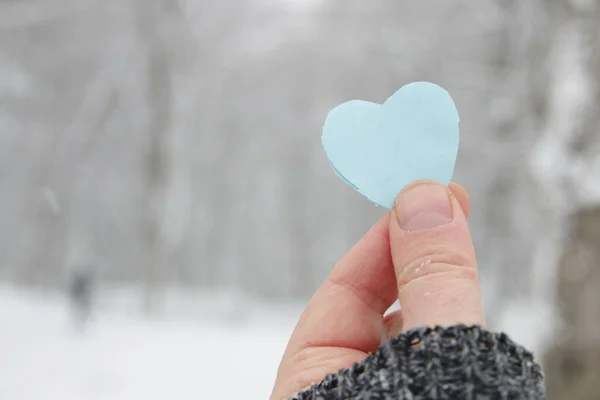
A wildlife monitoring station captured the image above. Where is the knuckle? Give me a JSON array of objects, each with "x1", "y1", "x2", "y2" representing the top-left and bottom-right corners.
[{"x1": 397, "y1": 243, "x2": 478, "y2": 287}]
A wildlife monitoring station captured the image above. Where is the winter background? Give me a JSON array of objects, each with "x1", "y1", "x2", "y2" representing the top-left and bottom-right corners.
[{"x1": 1, "y1": 0, "x2": 600, "y2": 399}]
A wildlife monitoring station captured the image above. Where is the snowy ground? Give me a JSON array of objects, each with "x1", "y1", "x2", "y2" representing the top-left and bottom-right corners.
[
  {"x1": 0, "y1": 284, "x2": 551, "y2": 400},
  {"x1": 0, "y1": 285, "x2": 302, "y2": 400}
]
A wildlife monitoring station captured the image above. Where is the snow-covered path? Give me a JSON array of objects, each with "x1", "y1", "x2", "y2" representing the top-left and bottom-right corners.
[
  {"x1": 0, "y1": 286, "x2": 300, "y2": 400},
  {"x1": 0, "y1": 285, "x2": 548, "y2": 399}
]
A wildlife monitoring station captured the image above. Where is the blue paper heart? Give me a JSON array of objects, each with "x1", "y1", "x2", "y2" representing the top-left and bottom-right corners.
[{"x1": 322, "y1": 82, "x2": 460, "y2": 209}]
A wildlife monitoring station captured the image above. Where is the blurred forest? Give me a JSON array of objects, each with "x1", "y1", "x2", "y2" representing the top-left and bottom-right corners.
[{"x1": 1, "y1": 0, "x2": 600, "y2": 398}]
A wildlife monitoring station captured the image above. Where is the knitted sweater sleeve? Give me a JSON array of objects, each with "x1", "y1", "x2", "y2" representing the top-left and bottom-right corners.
[{"x1": 290, "y1": 325, "x2": 546, "y2": 399}]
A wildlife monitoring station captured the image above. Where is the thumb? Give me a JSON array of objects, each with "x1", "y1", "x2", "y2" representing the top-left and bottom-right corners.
[{"x1": 389, "y1": 180, "x2": 485, "y2": 332}]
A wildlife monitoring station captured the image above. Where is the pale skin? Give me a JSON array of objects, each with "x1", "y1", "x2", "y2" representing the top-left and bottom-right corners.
[{"x1": 271, "y1": 180, "x2": 486, "y2": 400}]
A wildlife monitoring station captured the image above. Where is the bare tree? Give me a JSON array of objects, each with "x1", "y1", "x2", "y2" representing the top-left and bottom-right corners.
[
  {"x1": 532, "y1": 1, "x2": 600, "y2": 397},
  {"x1": 133, "y1": 0, "x2": 176, "y2": 314}
]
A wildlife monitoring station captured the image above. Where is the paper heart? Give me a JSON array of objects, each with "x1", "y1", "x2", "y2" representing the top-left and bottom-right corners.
[{"x1": 322, "y1": 82, "x2": 460, "y2": 209}]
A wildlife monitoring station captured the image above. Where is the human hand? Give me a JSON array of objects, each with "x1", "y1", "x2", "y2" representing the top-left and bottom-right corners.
[{"x1": 271, "y1": 180, "x2": 485, "y2": 399}]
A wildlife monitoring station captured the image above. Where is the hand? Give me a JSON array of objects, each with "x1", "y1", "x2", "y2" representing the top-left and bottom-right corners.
[{"x1": 271, "y1": 180, "x2": 486, "y2": 400}]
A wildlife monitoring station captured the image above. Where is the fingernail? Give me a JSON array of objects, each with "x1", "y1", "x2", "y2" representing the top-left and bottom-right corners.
[{"x1": 395, "y1": 181, "x2": 453, "y2": 231}]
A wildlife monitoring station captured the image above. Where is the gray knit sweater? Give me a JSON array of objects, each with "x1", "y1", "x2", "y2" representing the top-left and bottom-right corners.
[{"x1": 291, "y1": 325, "x2": 546, "y2": 399}]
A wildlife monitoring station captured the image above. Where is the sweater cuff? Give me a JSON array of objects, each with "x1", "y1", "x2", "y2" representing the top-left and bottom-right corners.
[{"x1": 291, "y1": 325, "x2": 546, "y2": 399}]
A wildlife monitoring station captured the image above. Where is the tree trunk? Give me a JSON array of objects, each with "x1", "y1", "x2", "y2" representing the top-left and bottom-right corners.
[
  {"x1": 538, "y1": 1, "x2": 600, "y2": 398},
  {"x1": 545, "y1": 208, "x2": 600, "y2": 399},
  {"x1": 135, "y1": 0, "x2": 174, "y2": 315}
]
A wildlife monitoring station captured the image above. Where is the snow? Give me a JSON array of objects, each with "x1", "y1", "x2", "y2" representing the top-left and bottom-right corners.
[
  {"x1": 495, "y1": 299, "x2": 558, "y2": 357},
  {"x1": 0, "y1": 286, "x2": 301, "y2": 400},
  {"x1": 0, "y1": 282, "x2": 551, "y2": 399}
]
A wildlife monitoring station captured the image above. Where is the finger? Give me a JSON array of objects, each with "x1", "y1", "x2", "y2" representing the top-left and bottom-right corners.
[
  {"x1": 448, "y1": 181, "x2": 470, "y2": 219},
  {"x1": 292, "y1": 213, "x2": 397, "y2": 350},
  {"x1": 389, "y1": 180, "x2": 485, "y2": 332},
  {"x1": 283, "y1": 181, "x2": 466, "y2": 348},
  {"x1": 272, "y1": 214, "x2": 397, "y2": 399},
  {"x1": 272, "y1": 181, "x2": 470, "y2": 399},
  {"x1": 383, "y1": 309, "x2": 403, "y2": 337}
]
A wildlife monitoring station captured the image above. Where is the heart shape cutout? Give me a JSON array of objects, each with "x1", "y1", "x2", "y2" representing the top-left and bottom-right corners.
[{"x1": 322, "y1": 82, "x2": 460, "y2": 209}]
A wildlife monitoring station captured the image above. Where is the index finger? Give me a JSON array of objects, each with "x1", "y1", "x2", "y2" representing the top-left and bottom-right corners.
[{"x1": 271, "y1": 214, "x2": 397, "y2": 399}]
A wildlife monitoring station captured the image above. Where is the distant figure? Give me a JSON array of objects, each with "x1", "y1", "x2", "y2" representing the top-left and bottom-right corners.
[{"x1": 68, "y1": 267, "x2": 95, "y2": 332}]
